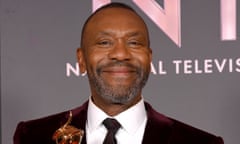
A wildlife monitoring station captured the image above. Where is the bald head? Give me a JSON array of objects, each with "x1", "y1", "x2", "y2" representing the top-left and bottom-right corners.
[{"x1": 80, "y1": 2, "x2": 150, "y2": 49}]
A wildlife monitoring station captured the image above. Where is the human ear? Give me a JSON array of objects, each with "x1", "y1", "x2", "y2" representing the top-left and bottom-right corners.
[
  {"x1": 77, "y1": 48, "x2": 87, "y2": 74},
  {"x1": 148, "y1": 47, "x2": 153, "y2": 61}
]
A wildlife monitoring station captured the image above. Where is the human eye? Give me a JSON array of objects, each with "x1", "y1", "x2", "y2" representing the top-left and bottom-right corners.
[
  {"x1": 127, "y1": 40, "x2": 142, "y2": 48},
  {"x1": 96, "y1": 39, "x2": 113, "y2": 48}
]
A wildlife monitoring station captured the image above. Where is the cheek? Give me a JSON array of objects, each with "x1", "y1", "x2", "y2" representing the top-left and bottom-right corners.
[
  {"x1": 132, "y1": 52, "x2": 151, "y2": 68},
  {"x1": 86, "y1": 51, "x2": 107, "y2": 70}
]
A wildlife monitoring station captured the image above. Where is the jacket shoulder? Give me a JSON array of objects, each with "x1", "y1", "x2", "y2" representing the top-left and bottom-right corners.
[
  {"x1": 13, "y1": 102, "x2": 88, "y2": 144},
  {"x1": 14, "y1": 111, "x2": 68, "y2": 144},
  {"x1": 169, "y1": 118, "x2": 224, "y2": 144},
  {"x1": 144, "y1": 102, "x2": 224, "y2": 144}
]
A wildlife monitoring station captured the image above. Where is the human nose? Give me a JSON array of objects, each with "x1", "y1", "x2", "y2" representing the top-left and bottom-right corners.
[{"x1": 108, "y1": 40, "x2": 131, "y2": 61}]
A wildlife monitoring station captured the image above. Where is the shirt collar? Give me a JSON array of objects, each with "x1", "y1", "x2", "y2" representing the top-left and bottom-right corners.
[
  {"x1": 87, "y1": 98, "x2": 109, "y2": 133},
  {"x1": 115, "y1": 98, "x2": 147, "y2": 134},
  {"x1": 87, "y1": 97, "x2": 147, "y2": 134}
]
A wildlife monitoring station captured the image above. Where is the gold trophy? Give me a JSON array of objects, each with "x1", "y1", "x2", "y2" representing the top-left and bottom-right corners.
[{"x1": 52, "y1": 111, "x2": 84, "y2": 144}]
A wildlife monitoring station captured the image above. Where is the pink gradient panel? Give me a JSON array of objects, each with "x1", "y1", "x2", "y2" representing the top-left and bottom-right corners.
[
  {"x1": 92, "y1": 0, "x2": 110, "y2": 12},
  {"x1": 221, "y1": 0, "x2": 236, "y2": 40},
  {"x1": 133, "y1": 0, "x2": 181, "y2": 47}
]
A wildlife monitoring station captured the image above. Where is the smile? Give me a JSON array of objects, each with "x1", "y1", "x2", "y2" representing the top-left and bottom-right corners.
[{"x1": 101, "y1": 66, "x2": 137, "y2": 77}]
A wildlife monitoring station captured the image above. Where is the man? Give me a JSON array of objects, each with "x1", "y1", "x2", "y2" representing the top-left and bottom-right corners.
[{"x1": 14, "y1": 2, "x2": 224, "y2": 144}]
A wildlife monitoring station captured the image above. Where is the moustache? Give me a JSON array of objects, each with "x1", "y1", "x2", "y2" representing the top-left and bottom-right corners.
[{"x1": 96, "y1": 61, "x2": 141, "y2": 75}]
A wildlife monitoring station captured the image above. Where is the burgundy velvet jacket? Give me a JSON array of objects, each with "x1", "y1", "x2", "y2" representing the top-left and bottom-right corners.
[{"x1": 14, "y1": 101, "x2": 224, "y2": 144}]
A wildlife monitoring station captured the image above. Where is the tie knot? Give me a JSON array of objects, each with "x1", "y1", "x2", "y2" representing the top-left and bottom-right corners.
[{"x1": 103, "y1": 118, "x2": 121, "y2": 133}]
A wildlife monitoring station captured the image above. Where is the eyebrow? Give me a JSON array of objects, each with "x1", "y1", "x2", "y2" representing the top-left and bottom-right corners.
[
  {"x1": 97, "y1": 31, "x2": 112, "y2": 36},
  {"x1": 97, "y1": 31, "x2": 146, "y2": 38},
  {"x1": 126, "y1": 31, "x2": 145, "y2": 37}
]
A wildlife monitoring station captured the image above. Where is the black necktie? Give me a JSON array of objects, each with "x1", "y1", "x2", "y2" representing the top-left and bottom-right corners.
[{"x1": 103, "y1": 118, "x2": 121, "y2": 144}]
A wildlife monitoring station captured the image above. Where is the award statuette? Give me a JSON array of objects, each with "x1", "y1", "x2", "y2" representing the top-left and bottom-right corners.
[{"x1": 52, "y1": 111, "x2": 84, "y2": 144}]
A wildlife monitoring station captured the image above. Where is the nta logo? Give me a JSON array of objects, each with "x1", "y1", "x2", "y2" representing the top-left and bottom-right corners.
[{"x1": 93, "y1": 0, "x2": 237, "y2": 48}]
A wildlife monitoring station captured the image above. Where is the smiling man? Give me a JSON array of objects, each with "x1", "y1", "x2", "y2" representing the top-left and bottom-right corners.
[
  {"x1": 77, "y1": 3, "x2": 152, "y2": 117},
  {"x1": 14, "y1": 2, "x2": 224, "y2": 144}
]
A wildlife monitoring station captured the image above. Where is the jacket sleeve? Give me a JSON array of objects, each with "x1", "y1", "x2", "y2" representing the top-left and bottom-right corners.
[
  {"x1": 13, "y1": 120, "x2": 57, "y2": 144},
  {"x1": 211, "y1": 136, "x2": 224, "y2": 144},
  {"x1": 13, "y1": 122, "x2": 27, "y2": 144}
]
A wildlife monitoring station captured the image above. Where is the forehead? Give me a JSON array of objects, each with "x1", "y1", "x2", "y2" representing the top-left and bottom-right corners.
[{"x1": 85, "y1": 8, "x2": 148, "y2": 33}]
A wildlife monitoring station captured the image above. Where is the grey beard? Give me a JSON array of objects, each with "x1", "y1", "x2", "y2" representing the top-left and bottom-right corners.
[
  {"x1": 88, "y1": 66, "x2": 149, "y2": 104},
  {"x1": 95, "y1": 80, "x2": 140, "y2": 104}
]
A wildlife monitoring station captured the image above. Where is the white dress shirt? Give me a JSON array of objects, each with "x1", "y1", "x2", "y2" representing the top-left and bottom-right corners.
[{"x1": 86, "y1": 97, "x2": 147, "y2": 144}]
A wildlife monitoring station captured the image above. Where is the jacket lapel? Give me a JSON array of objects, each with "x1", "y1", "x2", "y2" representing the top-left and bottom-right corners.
[
  {"x1": 70, "y1": 101, "x2": 88, "y2": 144},
  {"x1": 142, "y1": 102, "x2": 173, "y2": 144}
]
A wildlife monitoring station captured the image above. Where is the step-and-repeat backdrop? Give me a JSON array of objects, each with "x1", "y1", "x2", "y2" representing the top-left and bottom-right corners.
[{"x1": 1, "y1": 0, "x2": 240, "y2": 144}]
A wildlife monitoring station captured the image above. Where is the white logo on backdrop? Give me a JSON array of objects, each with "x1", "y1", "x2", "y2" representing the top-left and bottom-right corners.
[{"x1": 66, "y1": 58, "x2": 240, "y2": 77}]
